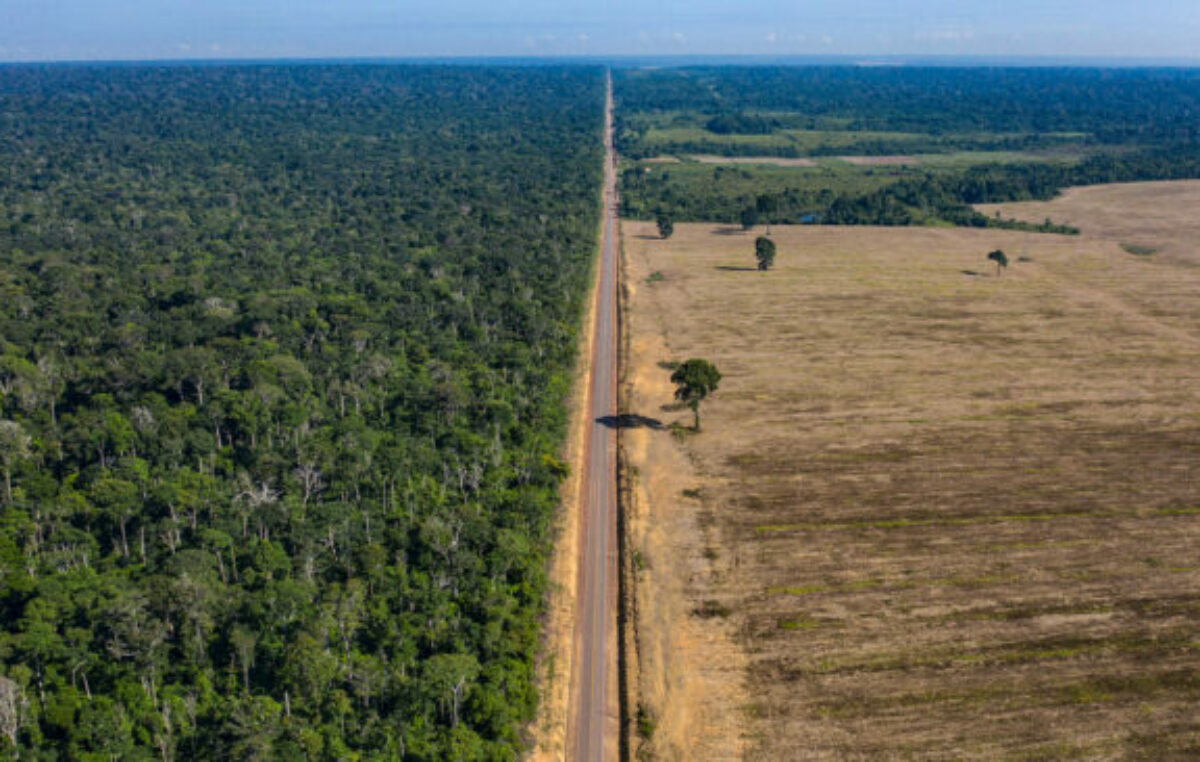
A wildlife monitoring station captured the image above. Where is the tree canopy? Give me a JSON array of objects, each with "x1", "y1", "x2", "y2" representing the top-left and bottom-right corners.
[
  {"x1": 0, "y1": 63, "x2": 605, "y2": 760},
  {"x1": 670, "y1": 359, "x2": 722, "y2": 431},
  {"x1": 656, "y1": 215, "x2": 674, "y2": 240},
  {"x1": 988, "y1": 249, "x2": 1010, "y2": 276},
  {"x1": 755, "y1": 237, "x2": 777, "y2": 271}
]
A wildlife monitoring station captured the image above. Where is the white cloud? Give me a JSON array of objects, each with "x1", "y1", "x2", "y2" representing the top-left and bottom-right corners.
[
  {"x1": 820, "y1": 34, "x2": 833, "y2": 46},
  {"x1": 766, "y1": 32, "x2": 778, "y2": 43},
  {"x1": 177, "y1": 42, "x2": 192, "y2": 52},
  {"x1": 209, "y1": 43, "x2": 221, "y2": 52},
  {"x1": 672, "y1": 31, "x2": 685, "y2": 42},
  {"x1": 577, "y1": 33, "x2": 589, "y2": 42}
]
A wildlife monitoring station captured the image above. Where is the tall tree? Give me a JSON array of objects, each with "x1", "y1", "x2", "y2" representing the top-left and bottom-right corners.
[
  {"x1": 0, "y1": 421, "x2": 29, "y2": 504},
  {"x1": 670, "y1": 359, "x2": 722, "y2": 431},
  {"x1": 656, "y1": 215, "x2": 674, "y2": 239},
  {"x1": 988, "y1": 249, "x2": 1009, "y2": 276},
  {"x1": 755, "y1": 236, "x2": 777, "y2": 271}
]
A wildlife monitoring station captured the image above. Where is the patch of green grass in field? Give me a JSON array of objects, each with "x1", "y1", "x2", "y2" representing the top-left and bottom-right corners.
[
  {"x1": 1121, "y1": 243, "x2": 1158, "y2": 256},
  {"x1": 628, "y1": 160, "x2": 908, "y2": 199},
  {"x1": 914, "y1": 150, "x2": 1083, "y2": 168},
  {"x1": 641, "y1": 127, "x2": 796, "y2": 150},
  {"x1": 778, "y1": 129, "x2": 928, "y2": 152}
]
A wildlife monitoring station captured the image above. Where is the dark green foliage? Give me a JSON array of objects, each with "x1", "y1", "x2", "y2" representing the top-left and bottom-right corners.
[
  {"x1": 705, "y1": 113, "x2": 778, "y2": 135},
  {"x1": 0, "y1": 63, "x2": 604, "y2": 759},
  {"x1": 755, "y1": 237, "x2": 777, "y2": 271},
  {"x1": 656, "y1": 215, "x2": 674, "y2": 240},
  {"x1": 740, "y1": 206, "x2": 760, "y2": 230},
  {"x1": 616, "y1": 66, "x2": 1200, "y2": 157},
  {"x1": 988, "y1": 249, "x2": 1010, "y2": 275},
  {"x1": 636, "y1": 703, "x2": 656, "y2": 740},
  {"x1": 670, "y1": 359, "x2": 722, "y2": 431},
  {"x1": 616, "y1": 66, "x2": 1200, "y2": 229}
]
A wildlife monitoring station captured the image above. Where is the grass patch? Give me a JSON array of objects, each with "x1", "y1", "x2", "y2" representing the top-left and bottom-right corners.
[
  {"x1": 1121, "y1": 243, "x2": 1158, "y2": 256},
  {"x1": 636, "y1": 703, "x2": 657, "y2": 740}
]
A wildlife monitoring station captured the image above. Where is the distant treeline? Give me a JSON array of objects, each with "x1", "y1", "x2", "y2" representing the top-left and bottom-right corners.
[
  {"x1": 623, "y1": 147, "x2": 1200, "y2": 228},
  {"x1": 616, "y1": 66, "x2": 1200, "y2": 227},
  {"x1": 615, "y1": 66, "x2": 1200, "y2": 154}
]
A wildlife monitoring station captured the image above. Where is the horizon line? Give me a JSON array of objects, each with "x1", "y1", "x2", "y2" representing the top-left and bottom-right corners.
[{"x1": 3, "y1": 52, "x2": 1200, "y2": 69}]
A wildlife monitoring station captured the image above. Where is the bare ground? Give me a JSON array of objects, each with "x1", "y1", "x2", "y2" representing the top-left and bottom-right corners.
[
  {"x1": 623, "y1": 226, "x2": 751, "y2": 762},
  {"x1": 623, "y1": 182, "x2": 1200, "y2": 759}
]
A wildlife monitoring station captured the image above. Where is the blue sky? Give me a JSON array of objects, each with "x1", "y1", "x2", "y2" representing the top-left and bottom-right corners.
[{"x1": 1, "y1": 0, "x2": 1198, "y2": 62}]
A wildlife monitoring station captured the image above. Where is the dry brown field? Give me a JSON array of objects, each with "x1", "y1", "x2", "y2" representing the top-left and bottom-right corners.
[{"x1": 622, "y1": 181, "x2": 1200, "y2": 760}]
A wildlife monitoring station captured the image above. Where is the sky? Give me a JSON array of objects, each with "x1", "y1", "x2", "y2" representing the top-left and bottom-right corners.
[{"x1": 0, "y1": 0, "x2": 1198, "y2": 63}]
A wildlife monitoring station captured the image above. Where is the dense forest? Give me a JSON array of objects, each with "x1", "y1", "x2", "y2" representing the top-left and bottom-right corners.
[
  {"x1": 615, "y1": 66, "x2": 1200, "y2": 226},
  {"x1": 0, "y1": 64, "x2": 603, "y2": 759},
  {"x1": 615, "y1": 66, "x2": 1200, "y2": 153}
]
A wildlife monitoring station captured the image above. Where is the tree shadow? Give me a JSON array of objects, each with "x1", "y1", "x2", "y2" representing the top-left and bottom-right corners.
[
  {"x1": 596, "y1": 414, "x2": 665, "y2": 430},
  {"x1": 715, "y1": 265, "x2": 758, "y2": 272},
  {"x1": 634, "y1": 234, "x2": 664, "y2": 240},
  {"x1": 960, "y1": 269, "x2": 988, "y2": 277},
  {"x1": 712, "y1": 226, "x2": 748, "y2": 236}
]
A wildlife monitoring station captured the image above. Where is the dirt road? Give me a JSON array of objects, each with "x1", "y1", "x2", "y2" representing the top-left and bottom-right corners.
[{"x1": 566, "y1": 70, "x2": 619, "y2": 762}]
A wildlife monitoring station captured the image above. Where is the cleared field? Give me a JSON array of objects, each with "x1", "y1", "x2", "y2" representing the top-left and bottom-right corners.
[
  {"x1": 641, "y1": 127, "x2": 796, "y2": 151},
  {"x1": 688, "y1": 155, "x2": 820, "y2": 167},
  {"x1": 978, "y1": 180, "x2": 1200, "y2": 265},
  {"x1": 623, "y1": 182, "x2": 1200, "y2": 759},
  {"x1": 837, "y1": 154, "x2": 918, "y2": 165}
]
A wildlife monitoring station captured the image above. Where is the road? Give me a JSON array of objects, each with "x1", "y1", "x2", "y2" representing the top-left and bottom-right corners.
[{"x1": 567, "y1": 69, "x2": 619, "y2": 762}]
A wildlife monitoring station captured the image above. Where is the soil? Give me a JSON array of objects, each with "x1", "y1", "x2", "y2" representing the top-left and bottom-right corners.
[{"x1": 622, "y1": 184, "x2": 1200, "y2": 759}]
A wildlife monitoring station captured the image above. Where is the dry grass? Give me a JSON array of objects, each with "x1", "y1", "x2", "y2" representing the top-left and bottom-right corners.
[
  {"x1": 979, "y1": 180, "x2": 1200, "y2": 267},
  {"x1": 623, "y1": 182, "x2": 1200, "y2": 760}
]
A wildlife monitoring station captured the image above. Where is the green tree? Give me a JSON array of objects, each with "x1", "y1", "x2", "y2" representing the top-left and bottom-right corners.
[
  {"x1": 755, "y1": 236, "x2": 777, "y2": 271},
  {"x1": 740, "y1": 207, "x2": 759, "y2": 230},
  {"x1": 422, "y1": 653, "x2": 480, "y2": 730},
  {"x1": 670, "y1": 359, "x2": 722, "y2": 431},
  {"x1": 0, "y1": 420, "x2": 30, "y2": 504},
  {"x1": 988, "y1": 249, "x2": 1009, "y2": 276},
  {"x1": 656, "y1": 215, "x2": 674, "y2": 239}
]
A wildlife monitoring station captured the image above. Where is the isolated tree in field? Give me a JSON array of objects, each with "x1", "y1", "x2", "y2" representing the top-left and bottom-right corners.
[
  {"x1": 755, "y1": 236, "x2": 777, "y2": 271},
  {"x1": 987, "y1": 249, "x2": 1008, "y2": 276},
  {"x1": 671, "y1": 358, "x2": 722, "y2": 431},
  {"x1": 656, "y1": 215, "x2": 674, "y2": 239}
]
